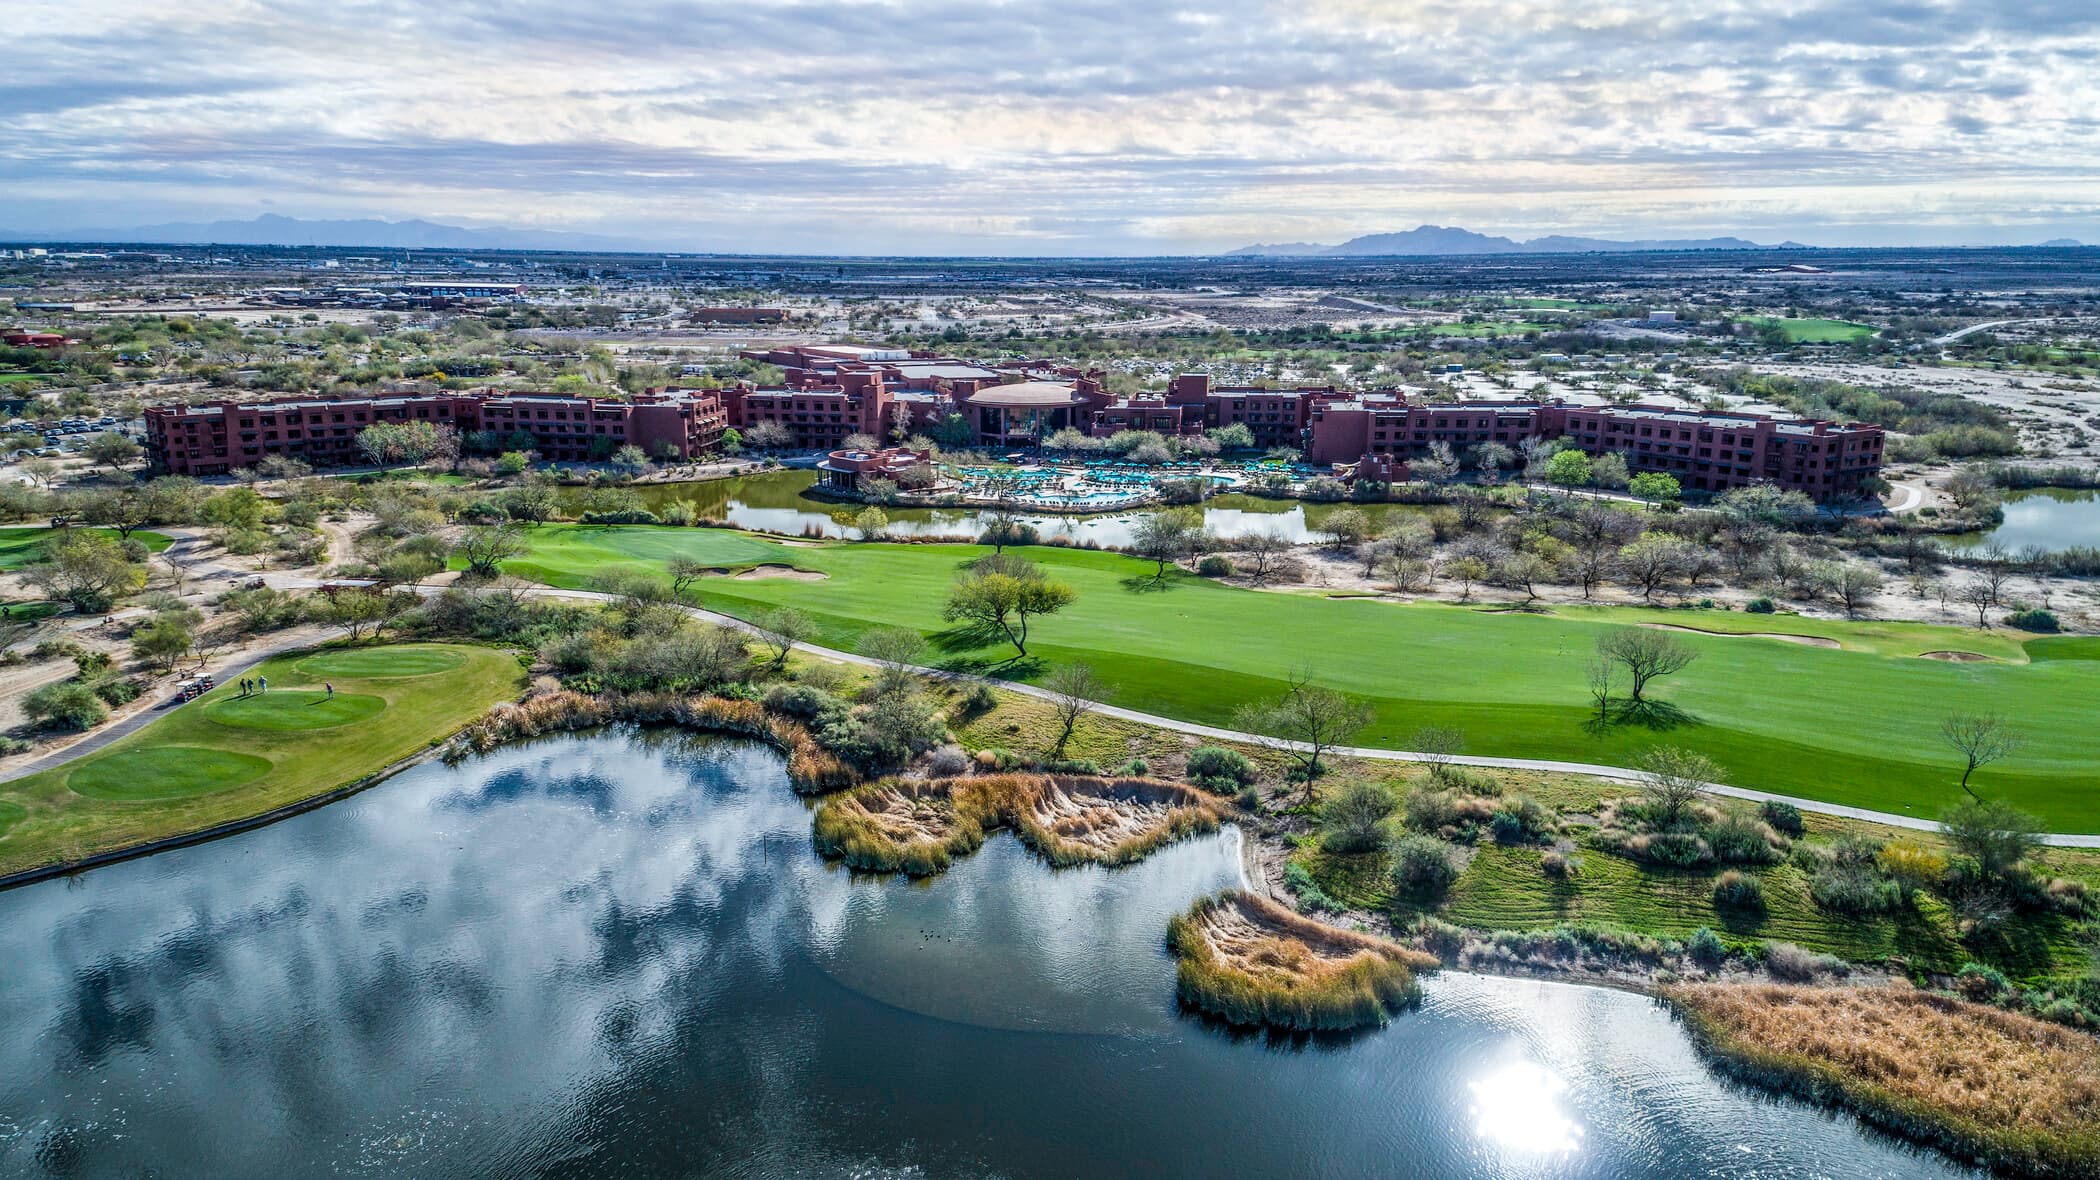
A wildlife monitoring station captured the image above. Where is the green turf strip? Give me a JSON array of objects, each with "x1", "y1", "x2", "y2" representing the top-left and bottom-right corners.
[
  {"x1": 68, "y1": 747, "x2": 273, "y2": 801},
  {"x1": 296, "y1": 647, "x2": 468, "y2": 677},
  {"x1": 203, "y1": 691, "x2": 385, "y2": 731}
]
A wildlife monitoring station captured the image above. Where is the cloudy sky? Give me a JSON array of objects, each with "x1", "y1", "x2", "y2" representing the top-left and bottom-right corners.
[{"x1": 3, "y1": 0, "x2": 2097, "y2": 253}]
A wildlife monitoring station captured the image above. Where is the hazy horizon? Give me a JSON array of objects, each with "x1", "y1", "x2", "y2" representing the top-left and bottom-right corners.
[{"x1": 5, "y1": 1, "x2": 2098, "y2": 254}]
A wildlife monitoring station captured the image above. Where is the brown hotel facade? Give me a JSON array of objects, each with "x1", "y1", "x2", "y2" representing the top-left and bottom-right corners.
[{"x1": 145, "y1": 389, "x2": 725, "y2": 475}]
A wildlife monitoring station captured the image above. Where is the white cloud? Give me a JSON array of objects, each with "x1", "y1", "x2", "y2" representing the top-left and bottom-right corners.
[{"x1": 1, "y1": 0, "x2": 2096, "y2": 250}]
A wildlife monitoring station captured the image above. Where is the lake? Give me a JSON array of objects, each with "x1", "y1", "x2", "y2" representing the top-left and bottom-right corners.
[
  {"x1": 1949, "y1": 487, "x2": 2100, "y2": 554},
  {"x1": 561, "y1": 469, "x2": 1443, "y2": 546},
  {"x1": 0, "y1": 729, "x2": 1975, "y2": 1178}
]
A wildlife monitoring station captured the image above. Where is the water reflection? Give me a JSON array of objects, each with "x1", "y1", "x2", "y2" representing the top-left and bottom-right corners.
[
  {"x1": 569, "y1": 469, "x2": 1439, "y2": 545},
  {"x1": 0, "y1": 728, "x2": 1977, "y2": 1178},
  {"x1": 1470, "y1": 1061, "x2": 1584, "y2": 1156},
  {"x1": 1948, "y1": 488, "x2": 2100, "y2": 554}
]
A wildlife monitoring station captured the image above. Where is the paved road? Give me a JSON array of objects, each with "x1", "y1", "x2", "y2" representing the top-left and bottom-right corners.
[{"x1": 1931, "y1": 318, "x2": 2030, "y2": 346}]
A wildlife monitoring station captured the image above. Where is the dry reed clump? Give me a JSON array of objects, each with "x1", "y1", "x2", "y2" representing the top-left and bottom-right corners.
[
  {"x1": 1666, "y1": 983, "x2": 2100, "y2": 1178},
  {"x1": 811, "y1": 774, "x2": 1226, "y2": 876},
  {"x1": 445, "y1": 691, "x2": 858, "y2": 793},
  {"x1": 811, "y1": 776, "x2": 1009, "y2": 876},
  {"x1": 1009, "y1": 775, "x2": 1226, "y2": 867},
  {"x1": 1167, "y1": 889, "x2": 1440, "y2": 1032}
]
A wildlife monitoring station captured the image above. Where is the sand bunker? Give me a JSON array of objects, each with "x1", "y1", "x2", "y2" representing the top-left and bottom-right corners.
[
  {"x1": 732, "y1": 563, "x2": 827, "y2": 581},
  {"x1": 1918, "y1": 650, "x2": 1995, "y2": 662},
  {"x1": 1639, "y1": 623, "x2": 1841, "y2": 649},
  {"x1": 1168, "y1": 890, "x2": 1438, "y2": 1030}
]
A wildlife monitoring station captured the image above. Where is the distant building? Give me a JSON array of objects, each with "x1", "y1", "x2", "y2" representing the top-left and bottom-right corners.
[
  {"x1": 2, "y1": 328, "x2": 70, "y2": 349},
  {"x1": 144, "y1": 388, "x2": 724, "y2": 475},
  {"x1": 691, "y1": 307, "x2": 786, "y2": 324}
]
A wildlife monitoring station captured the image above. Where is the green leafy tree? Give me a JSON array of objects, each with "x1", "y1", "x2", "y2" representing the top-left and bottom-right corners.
[
  {"x1": 941, "y1": 554, "x2": 1077, "y2": 657},
  {"x1": 24, "y1": 531, "x2": 146, "y2": 612},
  {"x1": 1627, "y1": 471, "x2": 1681, "y2": 501},
  {"x1": 1542, "y1": 449, "x2": 1593, "y2": 486}
]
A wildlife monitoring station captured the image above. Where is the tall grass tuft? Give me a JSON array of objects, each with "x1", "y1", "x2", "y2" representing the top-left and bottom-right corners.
[
  {"x1": 1166, "y1": 890, "x2": 1439, "y2": 1032},
  {"x1": 810, "y1": 773, "x2": 1225, "y2": 875},
  {"x1": 1667, "y1": 983, "x2": 2100, "y2": 1178}
]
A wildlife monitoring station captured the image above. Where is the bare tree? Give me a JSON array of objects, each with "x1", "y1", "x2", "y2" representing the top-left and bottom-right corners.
[
  {"x1": 1410, "y1": 724, "x2": 1464, "y2": 783},
  {"x1": 857, "y1": 626, "x2": 926, "y2": 696},
  {"x1": 1236, "y1": 530, "x2": 1293, "y2": 583},
  {"x1": 753, "y1": 606, "x2": 817, "y2": 670},
  {"x1": 1594, "y1": 627, "x2": 1698, "y2": 704},
  {"x1": 667, "y1": 555, "x2": 711, "y2": 601},
  {"x1": 1974, "y1": 544, "x2": 2015, "y2": 607},
  {"x1": 1231, "y1": 667, "x2": 1373, "y2": 801},
  {"x1": 1042, "y1": 662, "x2": 1101, "y2": 759},
  {"x1": 1959, "y1": 578, "x2": 1996, "y2": 628},
  {"x1": 1583, "y1": 656, "x2": 1617, "y2": 724},
  {"x1": 1635, "y1": 745, "x2": 1719, "y2": 826},
  {"x1": 1939, "y1": 713, "x2": 2026, "y2": 799}
]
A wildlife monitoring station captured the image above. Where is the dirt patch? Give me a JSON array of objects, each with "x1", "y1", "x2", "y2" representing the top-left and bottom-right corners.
[
  {"x1": 1638, "y1": 623, "x2": 1841, "y2": 649},
  {"x1": 1918, "y1": 650, "x2": 1995, "y2": 662},
  {"x1": 732, "y1": 563, "x2": 827, "y2": 582}
]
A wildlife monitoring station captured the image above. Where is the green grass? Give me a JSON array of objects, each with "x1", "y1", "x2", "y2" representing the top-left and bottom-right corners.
[
  {"x1": 296, "y1": 647, "x2": 469, "y2": 677},
  {"x1": 0, "y1": 800, "x2": 24, "y2": 837},
  {"x1": 1300, "y1": 831, "x2": 2086, "y2": 982},
  {"x1": 0, "y1": 527, "x2": 173, "y2": 571},
  {"x1": 1748, "y1": 316, "x2": 1878, "y2": 343},
  {"x1": 68, "y1": 747, "x2": 273, "y2": 801},
  {"x1": 0, "y1": 642, "x2": 523, "y2": 878},
  {"x1": 202, "y1": 691, "x2": 386, "y2": 731},
  {"x1": 493, "y1": 527, "x2": 2100, "y2": 830}
]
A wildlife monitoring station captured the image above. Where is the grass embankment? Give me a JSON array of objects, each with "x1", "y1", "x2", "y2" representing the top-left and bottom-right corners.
[
  {"x1": 1667, "y1": 984, "x2": 2100, "y2": 1178},
  {"x1": 0, "y1": 526, "x2": 172, "y2": 570},
  {"x1": 0, "y1": 642, "x2": 523, "y2": 879},
  {"x1": 1294, "y1": 769, "x2": 2098, "y2": 982},
  {"x1": 811, "y1": 773, "x2": 1225, "y2": 876},
  {"x1": 1167, "y1": 889, "x2": 1439, "y2": 1031},
  {"x1": 494, "y1": 525, "x2": 2100, "y2": 829}
]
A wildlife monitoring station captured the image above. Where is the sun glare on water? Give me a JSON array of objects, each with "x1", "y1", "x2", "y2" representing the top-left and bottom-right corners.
[{"x1": 1467, "y1": 1061, "x2": 1584, "y2": 1156}]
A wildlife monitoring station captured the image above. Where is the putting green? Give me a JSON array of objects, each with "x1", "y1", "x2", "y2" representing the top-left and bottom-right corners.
[
  {"x1": 0, "y1": 800, "x2": 25, "y2": 839},
  {"x1": 203, "y1": 691, "x2": 386, "y2": 731},
  {"x1": 68, "y1": 747, "x2": 273, "y2": 802},
  {"x1": 297, "y1": 647, "x2": 468, "y2": 677}
]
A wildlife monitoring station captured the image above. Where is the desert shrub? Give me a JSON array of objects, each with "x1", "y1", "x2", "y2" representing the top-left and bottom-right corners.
[
  {"x1": 1284, "y1": 861, "x2": 1343, "y2": 913},
  {"x1": 1706, "y1": 813, "x2": 1784, "y2": 865},
  {"x1": 1196, "y1": 554, "x2": 1234, "y2": 577},
  {"x1": 1116, "y1": 757, "x2": 1149, "y2": 778},
  {"x1": 1712, "y1": 870, "x2": 1767, "y2": 912},
  {"x1": 763, "y1": 683, "x2": 846, "y2": 724},
  {"x1": 1185, "y1": 745, "x2": 1255, "y2": 791},
  {"x1": 927, "y1": 745, "x2": 970, "y2": 776},
  {"x1": 1810, "y1": 865, "x2": 1902, "y2": 916},
  {"x1": 1758, "y1": 799, "x2": 1806, "y2": 837},
  {"x1": 1488, "y1": 794, "x2": 1556, "y2": 845},
  {"x1": 1635, "y1": 830, "x2": 1713, "y2": 867},
  {"x1": 1442, "y1": 766, "x2": 1502, "y2": 796},
  {"x1": 91, "y1": 676, "x2": 143, "y2": 706},
  {"x1": 1321, "y1": 780, "x2": 1398, "y2": 854},
  {"x1": 1391, "y1": 835, "x2": 1461, "y2": 900},
  {"x1": 1744, "y1": 597, "x2": 1776, "y2": 614},
  {"x1": 72, "y1": 649, "x2": 113, "y2": 676},
  {"x1": 24, "y1": 679, "x2": 108, "y2": 730},
  {"x1": 960, "y1": 683, "x2": 999, "y2": 714},
  {"x1": 1956, "y1": 961, "x2": 2014, "y2": 1003},
  {"x1": 1763, "y1": 942, "x2": 1844, "y2": 982},
  {"x1": 1877, "y1": 838, "x2": 1948, "y2": 895},
  {"x1": 2006, "y1": 607, "x2": 2060, "y2": 633},
  {"x1": 1686, "y1": 926, "x2": 1726, "y2": 969},
  {"x1": 1415, "y1": 917, "x2": 1467, "y2": 962}
]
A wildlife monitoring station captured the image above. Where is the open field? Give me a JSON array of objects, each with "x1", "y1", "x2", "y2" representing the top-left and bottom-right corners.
[
  {"x1": 0, "y1": 642, "x2": 523, "y2": 879},
  {"x1": 491, "y1": 526, "x2": 2100, "y2": 829},
  {"x1": 0, "y1": 526, "x2": 172, "y2": 570},
  {"x1": 1747, "y1": 316, "x2": 1879, "y2": 343}
]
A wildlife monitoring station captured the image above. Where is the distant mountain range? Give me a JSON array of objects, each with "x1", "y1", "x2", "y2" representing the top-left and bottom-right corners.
[
  {"x1": 2035, "y1": 238, "x2": 2088, "y2": 248},
  {"x1": 1227, "y1": 224, "x2": 1808, "y2": 257},
  {"x1": 0, "y1": 213, "x2": 658, "y2": 253}
]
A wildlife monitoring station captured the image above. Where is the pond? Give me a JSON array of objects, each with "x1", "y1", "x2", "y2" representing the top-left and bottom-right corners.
[
  {"x1": 563, "y1": 469, "x2": 1441, "y2": 546},
  {"x1": 0, "y1": 729, "x2": 1974, "y2": 1178},
  {"x1": 1947, "y1": 487, "x2": 2100, "y2": 554}
]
